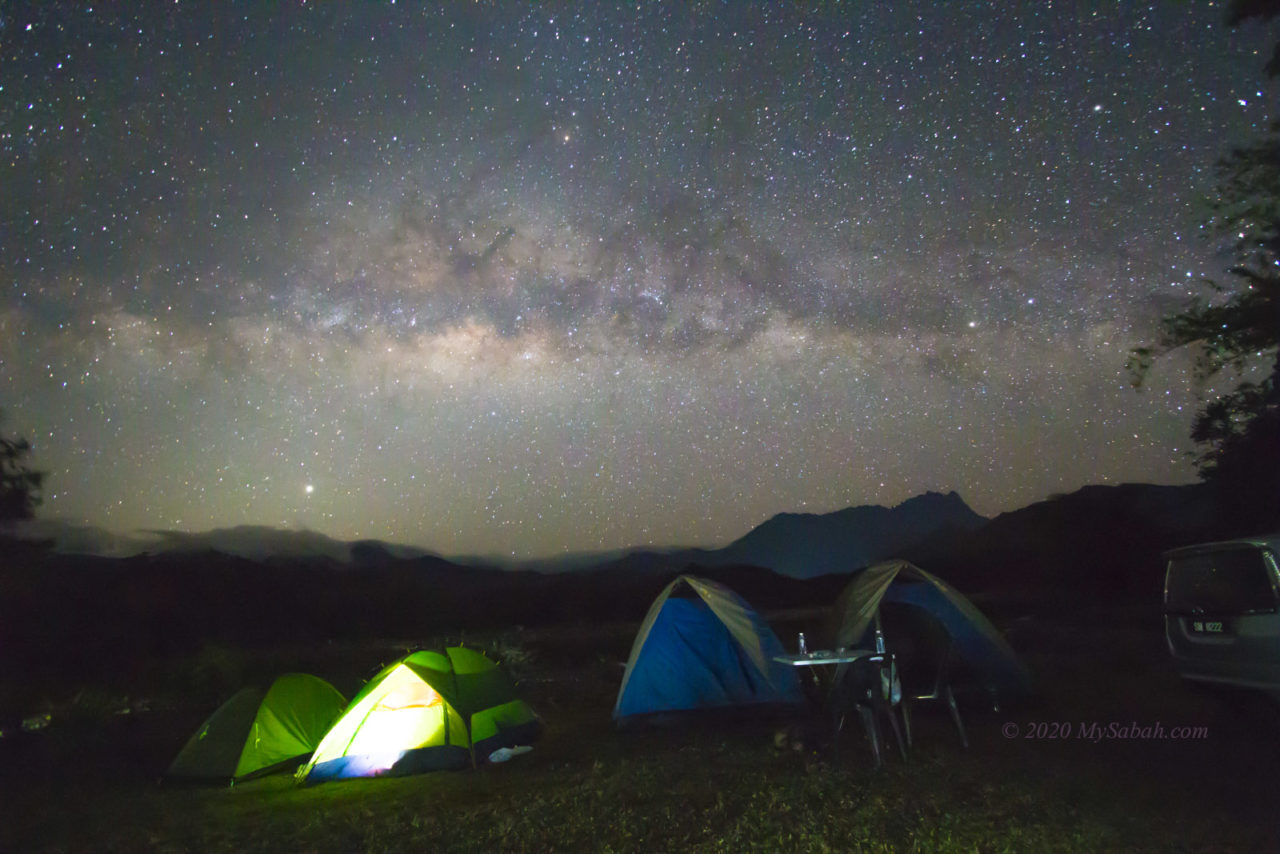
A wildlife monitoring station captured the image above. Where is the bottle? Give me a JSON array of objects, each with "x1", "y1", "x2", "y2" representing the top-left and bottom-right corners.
[
  {"x1": 798, "y1": 632, "x2": 807, "y2": 655},
  {"x1": 874, "y1": 628, "x2": 885, "y2": 654}
]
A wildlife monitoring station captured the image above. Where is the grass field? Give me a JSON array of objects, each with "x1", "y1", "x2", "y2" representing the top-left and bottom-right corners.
[{"x1": 3, "y1": 607, "x2": 1278, "y2": 853}]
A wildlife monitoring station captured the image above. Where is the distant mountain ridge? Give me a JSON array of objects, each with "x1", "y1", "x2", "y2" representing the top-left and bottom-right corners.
[
  {"x1": 716, "y1": 490, "x2": 987, "y2": 578},
  {"x1": 8, "y1": 521, "x2": 437, "y2": 565},
  {"x1": 11, "y1": 492, "x2": 985, "y2": 577},
  {"x1": 518, "y1": 491, "x2": 989, "y2": 579},
  {"x1": 12, "y1": 485, "x2": 1228, "y2": 589},
  {"x1": 899, "y1": 481, "x2": 1223, "y2": 595}
]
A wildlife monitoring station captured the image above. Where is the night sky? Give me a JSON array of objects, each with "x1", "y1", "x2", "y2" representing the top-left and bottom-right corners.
[{"x1": 2, "y1": 2, "x2": 1274, "y2": 559}]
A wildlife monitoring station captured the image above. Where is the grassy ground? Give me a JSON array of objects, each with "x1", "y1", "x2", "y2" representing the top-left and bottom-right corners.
[{"x1": 3, "y1": 609, "x2": 1278, "y2": 853}]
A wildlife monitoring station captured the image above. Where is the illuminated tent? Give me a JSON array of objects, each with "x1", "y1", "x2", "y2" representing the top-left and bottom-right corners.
[
  {"x1": 166, "y1": 673, "x2": 346, "y2": 783},
  {"x1": 832, "y1": 560, "x2": 1032, "y2": 706},
  {"x1": 297, "y1": 647, "x2": 541, "y2": 783},
  {"x1": 613, "y1": 575, "x2": 803, "y2": 723}
]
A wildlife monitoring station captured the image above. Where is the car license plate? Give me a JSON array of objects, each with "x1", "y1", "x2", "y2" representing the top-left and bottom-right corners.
[{"x1": 1189, "y1": 619, "x2": 1228, "y2": 635}]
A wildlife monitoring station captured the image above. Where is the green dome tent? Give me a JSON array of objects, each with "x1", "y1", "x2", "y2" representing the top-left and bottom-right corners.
[
  {"x1": 166, "y1": 672, "x2": 346, "y2": 784},
  {"x1": 296, "y1": 646, "x2": 541, "y2": 784}
]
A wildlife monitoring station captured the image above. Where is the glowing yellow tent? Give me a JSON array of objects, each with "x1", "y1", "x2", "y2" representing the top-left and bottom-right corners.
[{"x1": 297, "y1": 647, "x2": 540, "y2": 783}]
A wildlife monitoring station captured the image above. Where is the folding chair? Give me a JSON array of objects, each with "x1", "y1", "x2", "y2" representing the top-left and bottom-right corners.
[
  {"x1": 898, "y1": 634, "x2": 968, "y2": 750},
  {"x1": 834, "y1": 622, "x2": 907, "y2": 768}
]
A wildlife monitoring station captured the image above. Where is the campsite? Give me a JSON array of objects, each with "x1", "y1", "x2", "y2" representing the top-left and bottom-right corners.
[
  {"x1": 3, "y1": 494, "x2": 1280, "y2": 854},
  {"x1": 8, "y1": 1, "x2": 1280, "y2": 849}
]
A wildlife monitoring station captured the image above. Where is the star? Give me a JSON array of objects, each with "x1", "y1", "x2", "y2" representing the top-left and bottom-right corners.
[{"x1": 1, "y1": 2, "x2": 1264, "y2": 558}]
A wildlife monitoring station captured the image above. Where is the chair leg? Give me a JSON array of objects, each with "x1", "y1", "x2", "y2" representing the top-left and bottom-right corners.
[
  {"x1": 944, "y1": 687, "x2": 969, "y2": 749},
  {"x1": 883, "y1": 703, "x2": 908, "y2": 760},
  {"x1": 830, "y1": 705, "x2": 845, "y2": 757},
  {"x1": 857, "y1": 704, "x2": 883, "y2": 769},
  {"x1": 900, "y1": 700, "x2": 914, "y2": 749}
]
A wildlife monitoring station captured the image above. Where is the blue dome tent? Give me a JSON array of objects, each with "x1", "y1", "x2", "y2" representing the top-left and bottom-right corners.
[
  {"x1": 832, "y1": 560, "x2": 1032, "y2": 707},
  {"x1": 613, "y1": 575, "x2": 803, "y2": 723}
]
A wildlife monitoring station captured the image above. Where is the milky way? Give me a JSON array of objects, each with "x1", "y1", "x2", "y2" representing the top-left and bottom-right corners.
[{"x1": 2, "y1": 2, "x2": 1274, "y2": 558}]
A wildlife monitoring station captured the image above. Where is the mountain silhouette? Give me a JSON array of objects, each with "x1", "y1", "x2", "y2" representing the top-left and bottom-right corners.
[
  {"x1": 899, "y1": 482, "x2": 1221, "y2": 598},
  {"x1": 558, "y1": 491, "x2": 989, "y2": 580},
  {"x1": 16, "y1": 487, "x2": 1233, "y2": 590},
  {"x1": 711, "y1": 491, "x2": 988, "y2": 578}
]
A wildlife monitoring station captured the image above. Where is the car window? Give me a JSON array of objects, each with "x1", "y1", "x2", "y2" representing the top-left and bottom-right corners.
[{"x1": 1165, "y1": 549, "x2": 1278, "y2": 615}]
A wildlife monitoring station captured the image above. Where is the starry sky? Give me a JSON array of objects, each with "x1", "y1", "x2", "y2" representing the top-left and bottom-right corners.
[{"x1": 1, "y1": 2, "x2": 1275, "y2": 559}]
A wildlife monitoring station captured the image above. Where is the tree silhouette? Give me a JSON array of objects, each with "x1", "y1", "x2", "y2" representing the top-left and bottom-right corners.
[
  {"x1": 1229, "y1": 0, "x2": 1280, "y2": 75},
  {"x1": 0, "y1": 413, "x2": 43, "y2": 522},
  {"x1": 1129, "y1": 1, "x2": 1280, "y2": 533}
]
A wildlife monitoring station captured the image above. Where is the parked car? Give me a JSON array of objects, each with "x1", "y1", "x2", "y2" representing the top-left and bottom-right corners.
[{"x1": 1164, "y1": 534, "x2": 1280, "y2": 694}]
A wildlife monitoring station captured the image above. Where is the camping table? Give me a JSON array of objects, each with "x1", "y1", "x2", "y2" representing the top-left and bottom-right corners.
[
  {"x1": 774, "y1": 649, "x2": 875, "y2": 669},
  {"x1": 773, "y1": 649, "x2": 900, "y2": 768}
]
